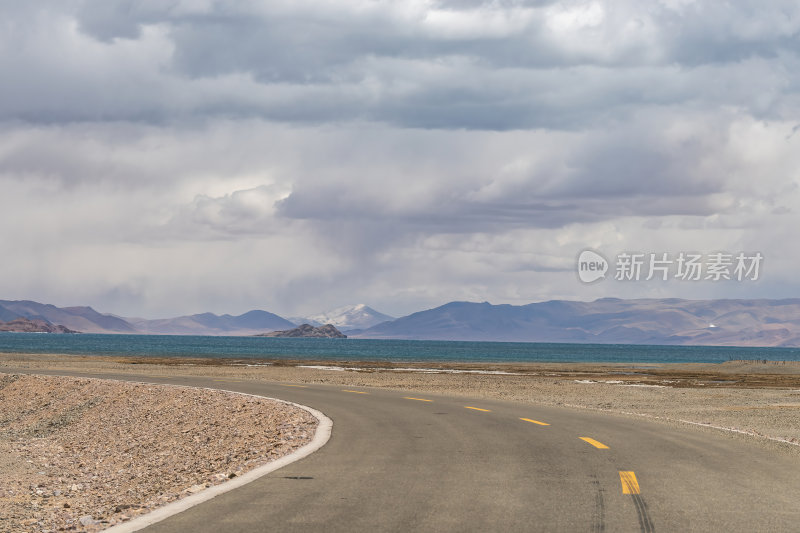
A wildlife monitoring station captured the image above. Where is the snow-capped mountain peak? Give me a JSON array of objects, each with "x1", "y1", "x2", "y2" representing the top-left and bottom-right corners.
[{"x1": 303, "y1": 304, "x2": 394, "y2": 331}]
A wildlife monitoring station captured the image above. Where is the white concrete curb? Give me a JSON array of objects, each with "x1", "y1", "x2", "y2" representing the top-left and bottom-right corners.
[{"x1": 103, "y1": 386, "x2": 332, "y2": 532}]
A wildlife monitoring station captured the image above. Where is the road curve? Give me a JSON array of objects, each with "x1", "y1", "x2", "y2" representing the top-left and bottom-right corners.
[{"x1": 11, "y1": 369, "x2": 800, "y2": 532}]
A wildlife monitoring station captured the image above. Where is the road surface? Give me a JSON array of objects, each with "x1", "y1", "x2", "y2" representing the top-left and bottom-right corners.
[{"x1": 11, "y1": 369, "x2": 800, "y2": 532}]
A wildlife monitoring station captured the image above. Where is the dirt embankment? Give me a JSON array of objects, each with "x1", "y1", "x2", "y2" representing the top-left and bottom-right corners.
[{"x1": 0, "y1": 373, "x2": 317, "y2": 533}]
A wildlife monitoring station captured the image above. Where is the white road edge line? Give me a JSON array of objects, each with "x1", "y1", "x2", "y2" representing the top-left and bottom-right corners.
[
  {"x1": 560, "y1": 402, "x2": 800, "y2": 448},
  {"x1": 101, "y1": 383, "x2": 333, "y2": 533}
]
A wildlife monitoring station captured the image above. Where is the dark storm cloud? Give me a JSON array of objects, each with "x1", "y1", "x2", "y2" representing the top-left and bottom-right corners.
[
  {"x1": 1, "y1": 0, "x2": 797, "y2": 130},
  {"x1": 274, "y1": 110, "x2": 739, "y2": 240},
  {"x1": 659, "y1": 4, "x2": 800, "y2": 66},
  {"x1": 76, "y1": 0, "x2": 147, "y2": 42}
]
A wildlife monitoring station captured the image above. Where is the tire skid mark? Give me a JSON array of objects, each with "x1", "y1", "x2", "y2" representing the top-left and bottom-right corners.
[
  {"x1": 631, "y1": 493, "x2": 654, "y2": 533},
  {"x1": 589, "y1": 475, "x2": 606, "y2": 533}
]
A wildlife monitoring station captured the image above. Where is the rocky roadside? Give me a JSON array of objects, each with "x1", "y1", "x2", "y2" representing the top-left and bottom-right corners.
[{"x1": 0, "y1": 373, "x2": 318, "y2": 533}]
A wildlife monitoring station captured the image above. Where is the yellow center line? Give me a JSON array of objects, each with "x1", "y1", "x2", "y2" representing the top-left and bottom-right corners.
[
  {"x1": 342, "y1": 390, "x2": 369, "y2": 394},
  {"x1": 520, "y1": 418, "x2": 550, "y2": 426},
  {"x1": 464, "y1": 406, "x2": 491, "y2": 412},
  {"x1": 213, "y1": 379, "x2": 243, "y2": 383},
  {"x1": 579, "y1": 437, "x2": 610, "y2": 449},
  {"x1": 403, "y1": 397, "x2": 433, "y2": 402},
  {"x1": 619, "y1": 471, "x2": 641, "y2": 494},
  {"x1": 281, "y1": 384, "x2": 308, "y2": 388}
]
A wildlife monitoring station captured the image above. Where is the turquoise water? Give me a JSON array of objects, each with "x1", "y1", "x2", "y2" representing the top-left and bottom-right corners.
[{"x1": 1, "y1": 332, "x2": 799, "y2": 364}]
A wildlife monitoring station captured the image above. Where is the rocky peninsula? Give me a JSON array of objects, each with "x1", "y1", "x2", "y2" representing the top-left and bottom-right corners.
[{"x1": 0, "y1": 318, "x2": 77, "y2": 334}]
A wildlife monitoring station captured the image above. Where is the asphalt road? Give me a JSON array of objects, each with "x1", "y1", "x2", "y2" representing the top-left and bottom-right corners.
[{"x1": 12, "y1": 369, "x2": 800, "y2": 532}]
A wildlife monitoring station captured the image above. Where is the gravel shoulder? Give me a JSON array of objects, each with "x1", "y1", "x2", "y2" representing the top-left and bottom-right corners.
[{"x1": 0, "y1": 372, "x2": 317, "y2": 533}]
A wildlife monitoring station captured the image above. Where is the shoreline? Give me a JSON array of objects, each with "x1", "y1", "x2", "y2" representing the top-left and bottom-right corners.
[{"x1": 4, "y1": 352, "x2": 800, "y2": 385}]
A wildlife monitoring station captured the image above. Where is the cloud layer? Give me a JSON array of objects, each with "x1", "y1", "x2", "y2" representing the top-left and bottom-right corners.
[{"x1": 1, "y1": 0, "x2": 799, "y2": 317}]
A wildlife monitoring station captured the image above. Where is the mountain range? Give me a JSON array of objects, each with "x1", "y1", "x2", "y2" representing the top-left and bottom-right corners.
[
  {"x1": 126, "y1": 310, "x2": 295, "y2": 336},
  {"x1": 355, "y1": 298, "x2": 800, "y2": 346},
  {"x1": 3, "y1": 298, "x2": 800, "y2": 347},
  {"x1": 0, "y1": 300, "x2": 137, "y2": 334},
  {"x1": 0, "y1": 300, "x2": 294, "y2": 335}
]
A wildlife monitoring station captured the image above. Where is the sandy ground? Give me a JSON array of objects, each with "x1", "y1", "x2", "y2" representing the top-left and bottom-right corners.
[{"x1": 0, "y1": 371, "x2": 317, "y2": 533}]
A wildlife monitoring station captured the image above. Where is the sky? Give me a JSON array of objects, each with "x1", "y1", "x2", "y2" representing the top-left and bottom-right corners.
[{"x1": 1, "y1": 0, "x2": 799, "y2": 319}]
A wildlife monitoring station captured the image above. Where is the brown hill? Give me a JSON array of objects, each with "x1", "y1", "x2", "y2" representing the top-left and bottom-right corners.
[{"x1": 0, "y1": 317, "x2": 78, "y2": 334}]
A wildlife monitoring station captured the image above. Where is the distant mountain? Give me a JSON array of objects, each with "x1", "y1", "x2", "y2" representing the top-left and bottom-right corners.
[
  {"x1": 256, "y1": 323, "x2": 347, "y2": 338},
  {"x1": 0, "y1": 300, "x2": 136, "y2": 334},
  {"x1": 0, "y1": 300, "x2": 295, "y2": 335},
  {"x1": 5, "y1": 297, "x2": 800, "y2": 346},
  {"x1": 354, "y1": 298, "x2": 800, "y2": 347},
  {"x1": 0, "y1": 317, "x2": 78, "y2": 334},
  {"x1": 129, "y1": 310, "x2": 295, "y2": 336},
  {"x1": 299, "y1": 304, "x2": 394, "y2": 331}
]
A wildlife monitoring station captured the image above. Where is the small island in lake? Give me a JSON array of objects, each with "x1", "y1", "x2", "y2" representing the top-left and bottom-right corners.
[{"x1": 256, "y1": 323, "x2": 347, "y2": 338}]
